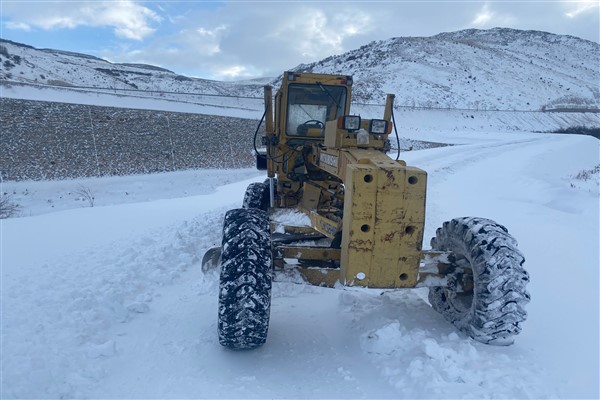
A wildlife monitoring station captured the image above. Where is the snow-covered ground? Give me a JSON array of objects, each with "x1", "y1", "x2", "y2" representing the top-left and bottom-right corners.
[{"x1": 2, "y1": 129, "x2": 598, "y2": 398}]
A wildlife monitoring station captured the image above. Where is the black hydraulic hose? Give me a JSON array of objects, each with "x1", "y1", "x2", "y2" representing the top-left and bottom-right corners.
[
  {"x1": 253, "y1": 110, "x2": 297, "y2": 164},
  {"x1": 391, "y1": 106, "x2": 401, "y2": 161},
  {"x1": 253, "y1": 109, "x2": 267, "y2": 157}
]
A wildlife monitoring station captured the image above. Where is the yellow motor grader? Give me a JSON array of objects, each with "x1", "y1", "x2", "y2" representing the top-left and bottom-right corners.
[{"x1": 202, "y1": 72, "x2": 530, "y2": 350}]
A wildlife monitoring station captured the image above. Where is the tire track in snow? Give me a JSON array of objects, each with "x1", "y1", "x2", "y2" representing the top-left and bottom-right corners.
[
  {"x1": 2, "y1": 205, "x2": 229, "y2": 398},
  {"x1": 400, "y1": 134, "x2": 553, "y2": 238}
]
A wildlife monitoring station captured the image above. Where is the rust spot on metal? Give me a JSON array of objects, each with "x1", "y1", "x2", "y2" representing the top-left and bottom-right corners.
[
  {"x1": 349, "y1": 239, "x2": 374, "y2": 251},
  {"x1": 415, "y1": 238, "x2": 423, "y2": 250},
  {"x1": 383, "y1": 231, "x2": 398, "y2": 242},
  {"x1": 384, "y1": 169, "x2": 395, "y2": 182}
]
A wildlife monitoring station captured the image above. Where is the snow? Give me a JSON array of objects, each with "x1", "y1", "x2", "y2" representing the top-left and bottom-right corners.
[
  {"x1": 2, "y1": 129, "x2": 598, "y2": 398},
  {"x1": 3, "y1": 83, "x2": 597, "y2": 137},
  {"x1": 295, "y1": 28, "x2": 600, "y2": 111},
  {"x1": 272, "y1": 208, "x2": 312, "y2": 233},
  {"x1": 3, "y1": 28, "x2": 599, "y2": 132},
  {"x1": 3, "y1": 168, "x2": 263, "y2": 217},
  {"x1": 5, "y1": 29, "x2": 600, "y2": 112},
  {"x1": 0, "y1": 83, "x2": 264, "y2": 119},
  {"x1": 2, "y1": 30, "x2": 599, "y2": 397}
]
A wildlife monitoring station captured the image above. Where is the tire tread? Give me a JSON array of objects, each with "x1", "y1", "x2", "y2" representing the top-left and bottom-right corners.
[
  {"x1": 428, "y1": 217, "x2": 530, "y2": 345},
  {"x1": 218, "y1": 208, "x2": 272, "y2": 350}
]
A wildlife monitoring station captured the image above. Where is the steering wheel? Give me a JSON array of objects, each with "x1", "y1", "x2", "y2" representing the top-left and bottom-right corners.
[
  {"x1": 301, "y1": 119, "x2": 325, "y2": 128},
  {"x1": 297, "y1": 119, "x2": 325, "y2": 135}
]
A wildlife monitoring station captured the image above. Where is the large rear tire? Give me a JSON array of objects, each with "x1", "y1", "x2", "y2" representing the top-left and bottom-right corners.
[
  {"x1": 218, "y1": 208, "x2": 272, "y2": 349},
  {"x1": 428, "y1": 217, "x2": 530, "y2": 345}
]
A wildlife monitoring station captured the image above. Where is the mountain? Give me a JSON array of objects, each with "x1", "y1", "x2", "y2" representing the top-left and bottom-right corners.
[
  {"x1": 288, "y1": 28, "x2": 599, "y2": 111},
  {"x1": 0, "y1": 39, "x2": 264, "y2": 96},
  {"x1": 1, "y1": 28, "x2": 599, "y2": 111}
]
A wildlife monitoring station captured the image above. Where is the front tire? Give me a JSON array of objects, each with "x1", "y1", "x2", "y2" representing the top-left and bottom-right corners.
[
  {"x1": 218, "y1": 208, "x2": 272, "y2": 349},
  {"x1": 428, "y1": 217, "x2": 530, "y2": 345}
]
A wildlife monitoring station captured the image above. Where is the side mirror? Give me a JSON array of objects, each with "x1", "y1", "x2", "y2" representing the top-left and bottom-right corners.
[{"x1": 256, "y1": 151, "x2": 267, "y2": 170}]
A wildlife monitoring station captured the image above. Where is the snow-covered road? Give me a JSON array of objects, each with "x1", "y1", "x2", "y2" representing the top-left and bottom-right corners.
[{"x1": 2, "y1": 132, "x2": 598, "y2": 398}]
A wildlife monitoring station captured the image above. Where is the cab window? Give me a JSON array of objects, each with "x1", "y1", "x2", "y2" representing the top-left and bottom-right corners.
[{"x1": 286, "y1": 84, "x2": 347, "y2": 136}]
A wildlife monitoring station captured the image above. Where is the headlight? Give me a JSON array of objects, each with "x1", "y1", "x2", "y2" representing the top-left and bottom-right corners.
[
  {"x1": 339, "y1": 115, "x2": 361, "y2": 131},
  {"x1": 369, "y1": 119, "x2": 389, "y2": 134}
]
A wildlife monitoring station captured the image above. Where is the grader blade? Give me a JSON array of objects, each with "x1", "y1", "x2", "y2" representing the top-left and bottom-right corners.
[{"x1": 201, "y1": 246, "x2": 222, "y2": 272}]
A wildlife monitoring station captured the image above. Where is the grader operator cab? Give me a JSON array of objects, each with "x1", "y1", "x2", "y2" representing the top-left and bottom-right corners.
[{"x1": 203, "y1": 72, "x2": 530, "y2": 350}]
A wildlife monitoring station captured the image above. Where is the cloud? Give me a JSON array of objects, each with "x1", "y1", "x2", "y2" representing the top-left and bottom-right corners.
[
  {"x1": 98, "y1": 1, "x2": 599, "y2": 80},
  {"x1": 3, "y1": 1, "x2": 598, "y2": 80},
  {"x1": 99, "y1": 3, "x2": 380, "y2": 79},
  {"x1": 472, "y1": 3, "x2": 517, "y2": 27},
  {"x1": 265, "y1": 7, "x2": 373, "y2": 59},
  {"x1": 565, "y1": 0, "x2": 600, "y2": 18},
  {"x1": 218, "y1": 65, "x2": 251, "y2": 79},
  {"x1": 472, "y1": 3, "x2": 494, "y2": 26},
  {"x1": 5, "y1": 21, "x2": 32, "y2": 31},
  {"x1": 3, "y1": 0, "x2": 161, "y2": 40},
  {"x1": 209, "y1": 4, "x2": 377, "y2": 78}
]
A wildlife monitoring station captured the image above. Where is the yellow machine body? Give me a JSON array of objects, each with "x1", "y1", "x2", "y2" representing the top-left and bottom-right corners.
[
  {"x1": 212, "y1": 71, "x2": 528, "y2": 351},
  {"x1": 263, "y1": 72, "x2": 427, "y2": 289}
]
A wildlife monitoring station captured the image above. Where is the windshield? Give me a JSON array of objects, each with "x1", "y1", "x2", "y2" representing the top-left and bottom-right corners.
[{"x1": 286, "y1": 83, "x2": 347, "y2": 136}]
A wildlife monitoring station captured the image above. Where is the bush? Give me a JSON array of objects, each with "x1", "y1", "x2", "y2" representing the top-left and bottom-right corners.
[
  {"x1": 574, "y1": 164, "x2": 600, "y2": 181},
  {"x1": 74, "y1": 185, "x2": 95, "y2": 207},
  {"x1": 0, "y1": 194, "x2": 21, "y2": 219}
]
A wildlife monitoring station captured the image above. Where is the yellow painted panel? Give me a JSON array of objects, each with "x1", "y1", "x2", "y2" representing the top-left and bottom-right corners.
[{"x1": 339, "y1": 155, "x2": 427, "y2": 288}]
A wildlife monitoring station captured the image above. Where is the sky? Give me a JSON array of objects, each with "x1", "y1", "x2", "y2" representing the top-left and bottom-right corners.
[{"x1": 1, "y1": 1, "x2": 599, "y2": 80}]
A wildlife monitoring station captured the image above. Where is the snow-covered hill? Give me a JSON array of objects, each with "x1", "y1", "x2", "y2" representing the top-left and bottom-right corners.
[
  {"x1": 290, "y1": 28, "x2": 600, "y2": 110},
  {"x1": 2, "y1": 28, "x2": 599, "y2": 111},
  {"x1": 0, "y1": 39, "x2": 264, "y2": 96}
]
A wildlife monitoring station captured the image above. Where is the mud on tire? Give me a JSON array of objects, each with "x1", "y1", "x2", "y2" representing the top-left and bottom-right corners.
[
  {"x1": 218, "y1": 208, "x2": 272, "y2": 349},
  {"x1": 428, "y1": 217, "x2": 530, "y2": 345}
]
